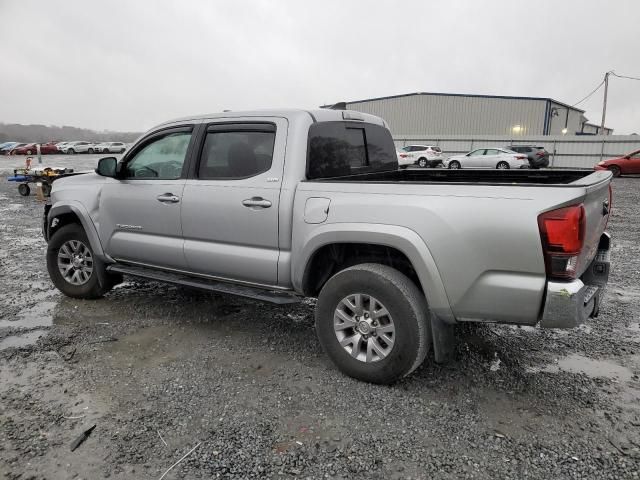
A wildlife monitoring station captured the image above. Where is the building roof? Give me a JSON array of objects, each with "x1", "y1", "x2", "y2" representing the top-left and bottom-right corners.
[{"x1": 327, "y1": 92, "x2": 586, "y2": 114}]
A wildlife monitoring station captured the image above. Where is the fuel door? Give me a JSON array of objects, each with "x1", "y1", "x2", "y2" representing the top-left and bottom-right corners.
[{"x1": 304, "y1": 197, "x2": 331, "y2": 224}]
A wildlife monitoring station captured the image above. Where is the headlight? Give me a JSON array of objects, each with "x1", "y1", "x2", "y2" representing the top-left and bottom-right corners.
[{"x1": 597, "y1": 161, "x2": 606, "y2": 166}]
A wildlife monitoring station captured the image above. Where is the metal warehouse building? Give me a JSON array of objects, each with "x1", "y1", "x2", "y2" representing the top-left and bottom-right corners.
[{"x1": 336, "y1": 92, "x2": 613, "y2": 136}]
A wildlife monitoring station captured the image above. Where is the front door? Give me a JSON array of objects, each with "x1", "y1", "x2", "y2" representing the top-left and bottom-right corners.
[
  {"x1": 181, "y1": 119, "x2": 287, "y2": 285},
  {"x1": 626, "y1": 149, "x2": 640, "y2": 174},
  {"x1": 466, "y1": 149, "x2": 486, "y2": 167},
  {"x1": 99, "y1": 126, "x2": 195, "y2": 269}
]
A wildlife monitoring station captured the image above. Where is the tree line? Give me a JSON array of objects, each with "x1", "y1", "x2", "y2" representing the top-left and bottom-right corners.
[{"x1": 0, "y1": 123, "x2": 142, "y2": 144}]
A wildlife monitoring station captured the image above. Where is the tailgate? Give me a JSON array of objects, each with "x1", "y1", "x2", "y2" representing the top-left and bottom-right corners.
[{"x1": 575, "y1": 172, "x2": 612, "y2": 277}]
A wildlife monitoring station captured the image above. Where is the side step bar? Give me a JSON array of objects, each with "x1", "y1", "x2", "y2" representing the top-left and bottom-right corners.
[{"x1": 107, "y1": 264, "x2": 300, "y2": 305}]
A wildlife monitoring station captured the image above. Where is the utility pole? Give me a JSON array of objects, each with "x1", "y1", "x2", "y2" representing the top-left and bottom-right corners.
[{"x1": 600, "y1": 71, "x2": 610, "y2": 135}]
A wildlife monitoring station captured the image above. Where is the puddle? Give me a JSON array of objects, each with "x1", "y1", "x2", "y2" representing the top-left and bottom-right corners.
[
  {"x1": 0, "y1": 329, "x2": 48, "y2": 350},
  {"x1": 530, "y1": 354, "x2": 633, "y2": 381},
  {"x1": 0, "y1": 301, "x2": 56, "y2": 329}
]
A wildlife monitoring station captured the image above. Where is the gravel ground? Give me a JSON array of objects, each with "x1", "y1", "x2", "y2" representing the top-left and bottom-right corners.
[{"x1": 1, "y1": 165, "x2": 639, "y2": 479}]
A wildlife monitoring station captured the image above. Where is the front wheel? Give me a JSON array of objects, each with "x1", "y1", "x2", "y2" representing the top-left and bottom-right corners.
[
  {"x1": 448, "y1": 160, "x2": 461, "y2": 169},
  {"x1": 608, "y1": 165, "x2": 621, "y2": 177},
  {"x1": 315, "y1": 263, "x2": 430, "y2": 384},
  {"x1": 88, "y1": 148, "x2": 94, "y2": 154},
  {"x1": 67, "y1": 148, "x2": 75, "y2": 154},
  {"x1": 496, "y1": 161, "x2": 510, "y2": 169},
  {"x1": 46, "y1": 224, "x2": 117, "y2": 299},
  {"x1": 418, "y1": 158, "x2": 428, "y2": 168},
  {"x1": 103, "y1": 148, "x2": 110, "y2": 154}
]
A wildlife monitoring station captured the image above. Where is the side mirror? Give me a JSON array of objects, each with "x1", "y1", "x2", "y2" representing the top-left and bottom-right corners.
[{"x1": 96, "y1": 157, "x2": 118, "y2": 177}]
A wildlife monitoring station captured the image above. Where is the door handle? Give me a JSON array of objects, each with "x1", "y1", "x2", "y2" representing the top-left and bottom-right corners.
[
  {"x1": 157, "y1": 193, "x2": 180, "y2": 203},
  {"x1": 242, "y1": 197, "x2": 272, "y2": 208}
]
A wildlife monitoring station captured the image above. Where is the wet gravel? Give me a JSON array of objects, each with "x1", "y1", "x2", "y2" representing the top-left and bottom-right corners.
[{"x1": 1, "y1": 169, "x2": 639, "y2": 479}]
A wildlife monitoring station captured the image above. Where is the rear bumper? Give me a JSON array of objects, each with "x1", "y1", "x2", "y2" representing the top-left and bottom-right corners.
[{"x1": 539, "y1": 232, "x2": 611, "y2": 328}]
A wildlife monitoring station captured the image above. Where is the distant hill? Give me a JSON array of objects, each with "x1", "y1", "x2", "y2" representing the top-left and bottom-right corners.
[{"x1": 0, "y1": 123, "x2": 143, "y2": 144}]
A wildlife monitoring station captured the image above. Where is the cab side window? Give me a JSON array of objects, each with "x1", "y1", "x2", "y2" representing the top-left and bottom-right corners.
[
  {"x1": 198, "y1": 128, "x2": 275, "y2": 180},
  {"x1": 124, "y1": 131, "x2": 192, "y2": 179}
]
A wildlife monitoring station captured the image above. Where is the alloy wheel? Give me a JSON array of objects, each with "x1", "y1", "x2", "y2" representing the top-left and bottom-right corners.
[
  {"x1": 333, "y1": 293, "x2": 396, "y2": 363},
  {"x1": 57, "y1": 240, "x2": 94, "y2": 285}
]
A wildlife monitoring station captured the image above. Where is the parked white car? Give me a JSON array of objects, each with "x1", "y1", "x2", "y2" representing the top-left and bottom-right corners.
[
  {"x1": 62, "y1": 141, "x2": 96, "y2": 154},
  {"x1": 95, "y1": 142, "x2": 127, "y2": 154},
  {"x1": 443, "y1": 148, "x2": 529, "y2": 169},
  {"x1": 397, "y1": 145, "x2": 444, "y2": 168}
]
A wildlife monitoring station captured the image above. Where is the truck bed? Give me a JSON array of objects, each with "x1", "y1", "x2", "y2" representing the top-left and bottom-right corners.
[{"x1": 308, "y1": 168, "x2": 601, "y2": 186}]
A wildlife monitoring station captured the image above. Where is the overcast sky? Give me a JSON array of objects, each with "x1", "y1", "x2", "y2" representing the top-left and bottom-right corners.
[{"x1": 1, "y1": 0, "x2": 638, "y2": 134}]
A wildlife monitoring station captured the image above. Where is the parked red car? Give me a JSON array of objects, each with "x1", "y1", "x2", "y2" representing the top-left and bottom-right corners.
[
  {"x1": 594, "y1": 149, "x2": 640, "y2": 177},
  {"x1": 10, "y1": 143, "x2": 60, "y2": 155}
]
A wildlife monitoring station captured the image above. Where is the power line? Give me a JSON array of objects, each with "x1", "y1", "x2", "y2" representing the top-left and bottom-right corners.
[
  {"x1": 611, "y1": 71, "x2": 640, "y2": 81},
  {"x1": 571, "y1": 79, "x2": 605, "y2": 107}
]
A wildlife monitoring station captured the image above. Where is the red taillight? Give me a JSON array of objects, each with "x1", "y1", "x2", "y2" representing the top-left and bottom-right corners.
[
  {"x1": 536, "y1": 151, "x2": 545, "y2": 156},
  {"x1": 399, "y1": 153, "x2": 409, "y2": 158},
  {"x1": 515, "y1": 155, "x2": 527, "y2": 160},
  {"x1": 538, "y1": 204, "x2": 585, "y2": 279}
]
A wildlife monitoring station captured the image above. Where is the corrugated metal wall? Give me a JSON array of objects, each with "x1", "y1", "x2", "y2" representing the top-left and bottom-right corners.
[
  {"x1": 347, "y1": 94, "x2": 549, "y2": 136},
  {"x1": 393, "y1": 135, "x2": 640, "y2": 168}
]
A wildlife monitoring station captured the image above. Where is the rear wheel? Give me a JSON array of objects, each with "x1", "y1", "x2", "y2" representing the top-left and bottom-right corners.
[
  {"x1": 26, "y1": 150, "x2": 33, "y2": 155},
  {"x1": 67, "y1": 148, "x2": 75, "y2": 154},
  {"x1": 18, "y1": 183, "x2": 30, "y2": 196},
  {"x1": 88, "y1": 148, "x2": 94, "y2": 154},
  {"x1": 608, "y1": 165, "x2": 621, "y2": 177},
  {"x1": 418, "y1": 158, "x2": 428, "y2": 168},
  {"x1": 46, "y1": 224, "x2": 117, "y2": 299},
  {"x1": 315, "y1": 263, "x2": 430, "y2": 384},
  {"x1": 496, "y1": 161, "x2": 510, "y2": 169},
  {"x1": 103, "y1": 148, "x2": 110, "y2": 154},
  {"x1": 448, "y1": 160, "x2": 461, "y2": 169}
]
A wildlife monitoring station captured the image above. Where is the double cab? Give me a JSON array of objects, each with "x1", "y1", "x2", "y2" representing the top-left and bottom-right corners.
[{"x1": 43, "y1": 109, "x2": 612, "y2": 384}]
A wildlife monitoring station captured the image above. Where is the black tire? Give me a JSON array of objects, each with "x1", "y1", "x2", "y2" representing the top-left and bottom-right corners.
[
  {"x1": 496, "y1": 161, "x2": 510, "y2": 169},
  {"x1": 46, "y1": 223, "x2": 116, "y2": 299},
  {"x1": 88, "y1": 148, "x2": 94, "y2": 154},
  {"x1": 315, "y1": 263, "x2": 431, "y2": 384},
  {"x1": 67, "y1": 148, "x2": 75, "y2": 154},
  {"x1": 41, "y1": 183, "x2": 52, "y2": 197},
  {"x1": 418, "y1": 157, "x2": 428, "y2": 168},
  {"x1": 399, "y1": 165, "x2": 408, "y2": 170},
  {"x1": 18, "y1": 183, "x2": 30, "y2": 196},
  {"x1": 608, "y1": 165, "x2": 621, "y2": 177},
  {"x1": 103, "y1": 148, "x2": 110, "y2": 154},
  {"x1": 448, "y1": 160, "x2": 461, "y2": 169},
  {"x1": 26, "y1": 150, "x2": 33, "y2": 155}
]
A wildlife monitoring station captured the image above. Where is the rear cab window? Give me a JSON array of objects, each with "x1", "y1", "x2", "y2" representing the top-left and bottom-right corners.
[{"x1": 306, "y1": 122, "x2": 397, "y2": 179}]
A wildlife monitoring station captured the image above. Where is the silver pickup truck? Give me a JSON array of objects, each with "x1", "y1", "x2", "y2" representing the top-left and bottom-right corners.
[{"x1": 43, "y1": 108, "x2": 612, "y2": 384}]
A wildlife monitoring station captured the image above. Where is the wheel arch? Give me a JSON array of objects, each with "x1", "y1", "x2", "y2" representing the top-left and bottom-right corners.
[
  {"x1": 47, "y1": 202, "x2": 106, "y2": 260},
  {"x1": 295, "y1": 224, "x2": 454, "y2": 323}
]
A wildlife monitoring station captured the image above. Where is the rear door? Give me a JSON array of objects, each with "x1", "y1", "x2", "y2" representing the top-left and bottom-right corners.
[
  {"x1": 181, "y1": 118, "x2": 287, "y2": 285},
  {"x1": 98, "y1": 125, "x2": 196, "y2": 269},
  {"x1": 484, "y1": 149, "x2": 501, "y2": 168}
]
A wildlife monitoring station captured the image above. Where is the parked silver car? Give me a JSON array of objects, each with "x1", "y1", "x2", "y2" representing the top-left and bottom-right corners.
[
  {"x1": 443, "y1": 148, "x2": 529, "y2": 169},
  {"x1": 94, "y1": 142, "x2": 127, "y2": 154}
]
